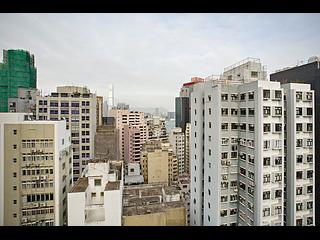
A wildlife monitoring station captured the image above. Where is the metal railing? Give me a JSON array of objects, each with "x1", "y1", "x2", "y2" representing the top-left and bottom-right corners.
[{"x1": 224, "y1": 57, "x2": 260, "y2": 72}]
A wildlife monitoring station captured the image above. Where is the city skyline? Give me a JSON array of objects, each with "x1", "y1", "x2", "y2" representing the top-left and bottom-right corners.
[{"x1": 0, "y1": 13, "x2": 319, "y2": 111}]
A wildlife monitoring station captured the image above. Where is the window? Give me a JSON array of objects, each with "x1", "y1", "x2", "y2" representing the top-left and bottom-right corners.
[
  {"x1": 221, "y1": 138, "x2": 229, "y2": 145},
  {"x1": 13, "y1": 158, "x2": 17, "y2": 163},
  {"x1": 263, "y1": 106, "x2": 271, "y2": 116},
  {"x1": 296, "y1": 187, "x2": 303, "y2": 195},
  {"x1": 221, "y1": 108, "x2": 228, "y2": 116},
  {"x1": 231, "y1": 94, "x2": 238, "y2": 101},
  {"x1": 13, "y1": 144, "x2": 17, "y2": 149},
  {"x1": 306, "y1": 155, "x2": 313, "y2": 163},
  {"x1": 248, "y1": 186, "x2": 254, "y2": 196},
  {"x1": 306, "y1": 108, "x2": 313, "y2": 116},
  {"x1": 296, "y1": 171, "x2": 303, "y2": 180},
  {"x1": 296, "y1": 92, "x2": 302, "y2": 100},
  {"x1": 275, "y1": 189, "x2": 282, "y2": 198},
  {"x1": 274, "y1": 206, "x2": 282, "y2": 215},
  {"x1": 194, "y1": 98, "x2": 197, "y2": 104},
  {"x1": 274, "y1": 107, "x2": 282, "y2": 116},
  {"x1": 231, "y1": 123, "x2": 238, "y2": 130},
  {"x1": 307, "y1": 201, "x2": 313, "y2": 210},
  {"x1": 274, "y1": 90, "x2": 282, "y2": 99},
  {"x1": 240, "y1": 108, "x2": 246, "y2": 116},
  {"x1": 208, "y1": 149, "x2": 211, "y2": 156},
  {"x1": 296, "y1": 123, "x2": 303, "y2": 132},
  {"x1": 263, "y1": 174, "x2": 270, "y2": 183},
  {"x1": 306, "y1": 123, "x2": 312, "y2": 132},
  {"x1": 208, "y1": 108, "x2": 211, "y2": 115},
  {"x1": 274, "y1": 123, "x2": 282, "y2": 132},
  {"x1": 296, "y1": 107, "x2": 302, "y2": 116},
  {"x1": 248, "y1": 171, "x2": 254, "y2": 180},
  {"x1": 248, "y1": 124, "x2": 254, "y2": 132},
  {"x1": 251, "y1": 71, "x2": 258, "y2": 78},
  {"x1": 231, "y1": 108, "x2": 238, "y2": 116},
  {"x1": 296, "y1": 219, "x2": 303, "y2": 226},
  {"x1": 296, "y1": 202, "x2": 303, "y2": 211},
  {"x1": 94, "y1": 179, "x2": 101, "y2": 186},
  {"x1": 307, "y1": 170, "x2": 313, "y2": 179},
  {"x1": 248, "y1": 108, "x2": 254, "y2": 116},
  {"x1": 248, "y1": 155, "x2": 254, "y2": 164},
  {"x1": 274, "y1": 157, "x2": 282, "y2": 165},
  {"x1": 306, "y1": 139, "x2": 313, "y2": 148},
  {"x1": 208, "y1": 95, "x2": 211, "y2": 101},
  {"x1": 263, "y1": 90, "x2": 270, "y2": 99},
  {"x1": 230, "y1": 208, "x2": 237, "y2": 215},
  {"x1": 296, "y1": 139, "x2": 303, "y2": 147},
  {"x1": 239, "y1": 181, "x2": 246, "y2": 191},
  {"x1": 91, "y1": 192, "x2": 96, "y2": 198},
  {"x1": 240, "y1": 167, "x2": 246, "y2": 176},
  {"x1": 239, "y1": 123, "x2": 246, "y2": 131},
  {"x1": 263, "y1": 140, "x2": 270, "y2": 150},
  {"x1": 221, "y1": 94, "x2": 228, "y2": 101},
  {"x1": 264, "y1": 124, "x2": 271, "y2": 133},
  {"x1": 263, "y1": 157, "x2": 270, "y2": 166},
  {"x1": 307, "y1": 217, "x2": 313, "y2": 226},
  {"x1": 221, "y1": 123, "x2": 228, "y2": 130},
  {"x1": 221, "y1": 152, "x2": 228, "y2": 159},
  {"x1": 275, "y1": 173, "x2": 282, "y2": 182},
  {"x1": 263, "y1": 207, "x2": 270, "y2": 217},
  {"x1": 240, "y1": 93, "x2": 246, "y2": 101},
  {"x1": 248, "y1": 91, "x2": 254, "y2": 100},
  {"x1": 221, "y1": 196, "x2": 228, "y2": 202},
  {"x1": 13, "y1": 172, "x2": 17, "y2": 178},
  {"x1": 263, "y1": 191, "x2": 270, "y2": 200},
  {"x1": 220, "y1": 210, "x2": 227, "y2": 217},
  {"x1": 208, "y1": 136, "x2": 211, "y2": 142}
]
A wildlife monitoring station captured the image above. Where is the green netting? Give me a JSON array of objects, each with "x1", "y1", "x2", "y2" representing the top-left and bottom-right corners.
[{"x1": 0, "y1": 49, "x2": 37, "y2": 112}]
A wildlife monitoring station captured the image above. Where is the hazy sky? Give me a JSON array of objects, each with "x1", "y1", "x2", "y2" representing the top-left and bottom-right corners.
[{"x1": 0, "y1": 13, "x2": 319, "y2": 111}]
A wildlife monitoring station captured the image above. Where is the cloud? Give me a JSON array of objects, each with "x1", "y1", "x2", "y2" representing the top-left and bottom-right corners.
[{"x1": 0, "y1": 13, "x2": 319, "y2": 111}]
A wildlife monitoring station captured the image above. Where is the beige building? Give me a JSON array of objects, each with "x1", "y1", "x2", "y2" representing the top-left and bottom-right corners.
[
  {"x1": 184, "y1": 123, "x2": 191, "y2": 174},
  {"x1": 122, "y1": 183, "x2": 186, "y2": 226},
  {"x1": 36, "y1": 86, "x2": 97, "y2": 181},
  {"x1": 0, "y1": 113, "x2": 72, "y2": 226},
  {"x1": 141, "y1": 140, "x2": 178, "y2": 184},
  {"x1": 108, "y1": 109, "x2": 148, "y2": 164},
  {"x1": 96, "y1": 96, "x2": 103, "y2": 127}
]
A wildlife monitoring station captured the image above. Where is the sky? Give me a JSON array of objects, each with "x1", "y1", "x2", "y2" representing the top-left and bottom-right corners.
[{"x1": 0, "y1": 13, "x2": 319, "y2": 111}]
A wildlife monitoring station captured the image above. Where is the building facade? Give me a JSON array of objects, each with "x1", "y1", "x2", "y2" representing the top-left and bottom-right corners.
[
  {"x1": 0, "y1": 49, "x2": 37, "y2": 112},
  {"x1": 96, "y1": 96, "x2": 103, "y2": 127},
  {"x1": 145, "y1": 115, "x2": 168, "y2": 142},
  {"x1": 169, "y1": 127, "x2": 185, "y2": 174},
  {"x1": 270, "y1": 57, "x2": 319, "y2": 225},
  {"x1": 68, "y1": 159, "x2": 123, "y2": 226},
  {"x1": 36, "y1": 86, "x2": 97, "y2": 181},
  {"x1": 0, "y1": 113, "x2": 72, "y2": 226}
]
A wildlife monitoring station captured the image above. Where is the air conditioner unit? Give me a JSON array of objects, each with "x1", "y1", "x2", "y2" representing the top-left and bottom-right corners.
[
  {"x1": 222, "y1": 175, "x2": 228, "y2": 180},
  {"x1": 233, "y1": 188, "x2": 238, "y2": 192},
  {"x1": 40, "y1": 202, "x2": 47, "y2": 207},
  {"x1": 227, "y1": 161, "x2": 231, "y2": 166},
  {"x1": 33, "y1": 203, "x2": 39, "y2": 207},
  {"x1": 21, "y1": 218, "x2": 28, "y2": 223},
  {"x1": 35, "y1": 176, "x2": 40, "y2": 180}
]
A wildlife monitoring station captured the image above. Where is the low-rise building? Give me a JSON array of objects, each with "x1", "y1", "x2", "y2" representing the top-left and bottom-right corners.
[
  {"x1": 67, "y1": 159, "x2": 123, "y2": 226},
  {"x1": 177, "y1": 173, "x2": 190, "y2": 225},
  {"x1": 122, "y1": 183, "x2": 186, "y2": 226},
  {"x1": 124, "y1": 162, "x2": 144, "y2": 185}
]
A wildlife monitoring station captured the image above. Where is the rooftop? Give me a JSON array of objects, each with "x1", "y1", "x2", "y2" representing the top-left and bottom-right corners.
[
  {"x1": 70, "y1": 177, "x2": 88, "y2": 193},
  {"x1": 105, "y1": 181, "x2": 120, "y2": 191}
]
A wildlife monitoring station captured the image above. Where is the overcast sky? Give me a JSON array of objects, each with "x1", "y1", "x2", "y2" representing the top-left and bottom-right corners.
[{"x1": 0, "y1": 13, "x2": 319, "y2": 111}]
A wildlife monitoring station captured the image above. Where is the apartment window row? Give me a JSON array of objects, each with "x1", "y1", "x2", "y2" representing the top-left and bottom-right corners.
[
  {"x1": 263, "y1": 172, "x2": 282, "y2": 184},
  {"x1": 296, "y1": 91, "x2": 313, "y2": 102},
  {"x1": 262, "y1": 205, "x2": 282, "y2": 217},
  {"x1": 25, "y1": 193, "x2": 54, "y2": 203},
  {"x1": 22, "y1": 168, "x2": 54, "y2": 176},
  {"x1": 296, "y1": 107, "x2": 313, "y2": 117},
  {"x1": 263, "y1": 156, "x2": 283, "y2": 167},
  {"x1": 296, "y1": 201, "x2": 313, "y2": 211},
  {"x1": 296, "y1": 154, "x2": 313, "y2": 164},
  {"x1": 263, "y1": 106, "x2": 282, "y2": 116},
  {"x1": 263, "y1": 89, "x2": 282, "y2": 100},
  {"x1": 296, "y1": 185, "x2": 313, "y2": 195},
  {"x1": 296, "y1": 170, "x2": 313, "y2": 180},
  {"x1": 22, "y1": 154, "x2": 54, "y2": 162},
  {"x1": 22, "y1": 207, "x2": 54, "y2": 217},
  {"x1": 239, "y1": 138, "x2": 255, "y2": 148},
  {"x1": 220, "y1": 208, "x2": 237, "y2": 217},
  {"x1": 296, "y1": 123, "x2": 313, "y2": 132},
  {"x1": 21, "y1": 139, "x2": 54, "y2": 149},
  {"x1": 296, "y1": 138, "x2": 313, "y2": 148},
  {"x1": 263, "y1": 123, "x2": 283, "y2": 133},
  {"x1": 296, "y1": 216, "x2": 313, "y2": 226},
  {"x1": 263, "y1": 189, "x2": 282, "y2": 200},
  {"x1": 22, "y1": 180, "x2": 54, "y2": 189},
  {"x1": 263, "y1": 139, "x2": 282, "y2": 150}
]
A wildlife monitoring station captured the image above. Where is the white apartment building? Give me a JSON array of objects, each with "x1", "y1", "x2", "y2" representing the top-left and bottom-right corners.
[
  {"x1": 282, "y1": 83, "x2": 315, "y2": 226},
  {"x1": 185, "y1": 123, "x2": 191, "y2": 174},
  {"x1": 169, "y1": 128, "x2": 185, "y2": 174},
  {"x1": 190, "y1": 58, "x2": 314, "y2": 226},
  {"x1": 68, "y1": 159, "x2": 123, "y2": 226},
  {"x1": 36, "y1": 86, "x2": 97, "y2": 181},
  {"x1": 0, "y1": 113, "x2": 72, "y2": 226}
]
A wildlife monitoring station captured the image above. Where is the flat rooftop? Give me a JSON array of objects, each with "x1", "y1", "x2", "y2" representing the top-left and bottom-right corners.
[
  {"x1": 123, "y1": 183, "x2": 184, "y2": 216},
  {"x1": 70, "y1": 177, "x2": 88, "y2": 193},
  {"x1": 105, "y1": 181, "x2": 120, "y2": 191}
]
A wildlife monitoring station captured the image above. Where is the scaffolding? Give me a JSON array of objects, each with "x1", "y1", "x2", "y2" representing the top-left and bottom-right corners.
[{"x1": 0, "y1": 49, "x2": 37, "y2": 112}]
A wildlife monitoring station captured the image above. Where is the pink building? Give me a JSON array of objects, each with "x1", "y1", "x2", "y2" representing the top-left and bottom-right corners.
[{"x1": 109, "y1": 109, "x2": 148, "y2": 164}]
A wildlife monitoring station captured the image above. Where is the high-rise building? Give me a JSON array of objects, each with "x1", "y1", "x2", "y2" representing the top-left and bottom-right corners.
[
  {"x1": 107, "y1": 84, "x2": 114, "y2": 111},
  {"x1": 116, "y1": 102, "x2": 129, "y2": 110},
  {"x1": 141, "y1": 141, "x2": 178, "y2": 184},
  {"x1": 108, "y1": 109, "x2": 148, "y2": 164},
  {"x1": 0, "y1": 113, "x2": 72, "y2": 226},
  {"x1": 0, "y1": 49, "x2": 37, "y2": 112},
  {"x1": 96, "y1": 96, "x2": 103, "y2": 127},
  {"x1": 270, "y1": 57, "x2": 319, "y2": 225},
  {"x1": 169, "y1": 128, "x2": 185, "y2": 174},
  {"x1": 184, "y1": 123, "x2": 191, "y2": 174},
  {"x1": 145, "y1": 115, "x2": 168, "y2": 142},
  {"x1": 68, "y1": 159, "x2": 123, "y2": 226},
  {"x1": 175, "y1": 77, "x2": 203, "y2": 132},
  {"x1": 94, "y1": 118, "x2": 119, "y2": 160},
  {"x1": 36, "y1": 86, "x2": 97, "y2": 182},
  {"x1": 122, "y1": 183, "x2": 186, "y2": 226},
  {"x1": 190, "y1": 58, "x2": 314, "y2": 226}
]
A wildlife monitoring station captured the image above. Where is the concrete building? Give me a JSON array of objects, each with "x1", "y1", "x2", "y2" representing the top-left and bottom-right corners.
[
  {"x1": 176, "y1": 173, "x2": 190, "y2": 225},
  {"x1": 282, "y1": 83, "x2": 315, "y2": 226},
  {"x1": 0, "y1": 113, "x2": 72, "y2": 226},
  {"x1": 8, "y1": 88, "x2": 38, "y2": 114},
  {"x1": 122, "y1": 183, "x2": 186, "y2": 226},
  {"x1": 270, "y1": 57, "x2": 319, "y2": 225},
  {"x1": 108, "y1": 109, "x2": 148, "y2": 164},
  {"x1": 36, "y1": 86, "x2": 97, "y2": 182},
  {"x1": 141, "y1": 140, "x2": 178, "y2": 184},
  {"x1": 190, "y1": 58, "x2": 314, "y2": 226},
  {"x1": 145, "y1": 115, "x2": 168, "y2": 142},
  {"x1": 107, "y1": 84, "x2": 114, "y2": 111},
  {"x1": 94, "y1": 118, "x2": 119, "y2": 161},
  {"x1": 169, "y1": 128, "x2": 185, "y2": 174},
  {"x1": 96, "y1": 96, "x2": 103, "y2": 127},
  {"x1": 68, "y1": 159, "x2": 123, "y2": 226},
  {"x1": 185, "y1": 123, "x2": 191, "y2": 174},
  {"x1": 124, "y1": 162, "x2": 144, "y2": 185},
  {"x1": 0, "y1": 49, "x2": 37, "y2": 112}
]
